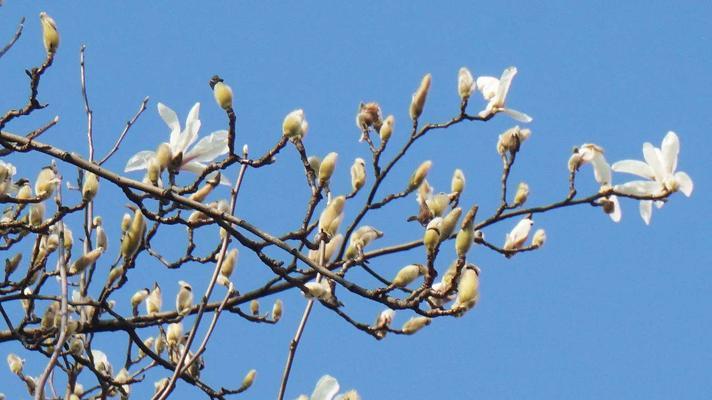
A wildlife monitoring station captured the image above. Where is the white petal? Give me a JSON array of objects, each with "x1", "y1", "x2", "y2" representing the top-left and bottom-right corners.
[
  {"x1": 611, "y1": 159, "x2": 655, "y2": 179},
  {"x1": 476, "y1": 76, "x2": 499, "y2": 100},
  {"x1": 499, "y1": 108, "x2": 533, "y2": 123},
  {"x1": 186, "y1": 102, "x2": 201, "y2": 129},
  {"x1": 180, "y1": 160, "x2": 207, "y2": 175},
  {"x1": 661, "y1": 131, "x2": 679, "y2": 174},
  {"x1": 158, "y1": 103, "x2": 181, "y2": 147},
  {"x1": 590, "y1": 154, "x2": 611, "y2": 186},
  {"x1": 639, "y1": 200, "x2": 653, "y2": 225},
  {"x1": 614, "y1": 180, "x2": 662, "y2": 196},
  {"x1": 311, "y1": 375, "x2": 340, "y2": 400},
  {"x1": 207, "y1": 171, "x2": 231, "y2": 186},
  {"x1": 642, "y1": 143, "x2": 666, "y2": 181},
  {"x1": 494, "y1": 66, "x2": 517, "y2": 107},
  {"x1": 184, "y1": 130, "x2": 229, "y2": 163},
  {"x1": 608, "y1": 195, "x2": 621, "y2": 223},
  {"x1": 124, "y1": 151, "x2": 156, "y2": 172},
  {"x1": 674, "y1": 171, "x2": 693, "y2": 197}
]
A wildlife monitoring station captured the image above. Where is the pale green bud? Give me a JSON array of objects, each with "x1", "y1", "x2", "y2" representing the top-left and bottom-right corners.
[
  {"x1": 408, "y1": 160, "x2": 432, "y2": 191},
  {"x1": 409, "y1": 73, "x2": 432, "y2": 120},
  {"x1": 401, "y1": 316, "x2": 431, "y2": 334}
]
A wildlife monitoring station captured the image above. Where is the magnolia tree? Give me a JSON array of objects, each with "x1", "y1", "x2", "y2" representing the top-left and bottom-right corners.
[{"x1": 0, "y1": 12, "x2": 694, "y2": 400}]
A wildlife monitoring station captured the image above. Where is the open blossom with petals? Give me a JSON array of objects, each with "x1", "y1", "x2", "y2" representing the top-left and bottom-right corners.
[
  {"x1": 572, "y1": 143, "x2": 621, "y2": 222},
  {"x1": 503, "y1": 216, "x2": 533, "y2": 251},
  {"x1": 612, "y1": 131, "x2": 693, "y2": 225},
  {"x1": 475, "y1": 66, "x2": 532, "y2": 123},
  {"x1": 125, "y1": 102, "x2": 229, "y2": 181}
]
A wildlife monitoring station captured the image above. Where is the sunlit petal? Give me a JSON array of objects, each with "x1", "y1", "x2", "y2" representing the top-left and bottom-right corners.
[
  {"x1": 639, "y1": 200, "x2": 653, "y2": 225},
  {"x1": 124, "y1": 150, "x2": 156, "y2": 172},
  {"x1": 494, "y1": 66, "x2": 517, "y2": 107},
  {"x1": 158, "y1": 103, "x2": 181, "y2": 147},
  {"x1": 180, "y1": 160, "x2": 207, "y2": 175},
  {"x1": 609, "y1": 195, "x2": 621, "y2": 223},
  {"x1": 311, "y1": 375, "x2": 340, "y2": 400},
  {"x1": 674, "y1": 171, "x2": 693, "y2": 197},
  {"x1": 661, "y1": 131, "x2": 679, "y2": 174},
  {"x1": 614, "y1": 180, "x2": 662, "y2": 196},
  {"x1": 500, "y1": 108, "x2": 533, "y2": 123},
  {"x1": 476, "y1": 76, "x2": 499, "y2": 100},
  {"x1": 611, "y1": 159, "x2": 654, "y2": 179},
  {"x1": 590, "y1": 154, "x2": 611, "y2": 186},
  {"x1": 642, "y1": 142, "x2": 665, "y2": 181},
  {"x1": 184, "y1": 130, "x2": 229, "y2": 163}
]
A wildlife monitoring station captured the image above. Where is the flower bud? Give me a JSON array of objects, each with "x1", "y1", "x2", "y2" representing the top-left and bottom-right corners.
[
  {"x1": 7, "y1": 353, "x2": 23, "y2": 375},
  {"x1": 120, "y1": 212, "x2": 131, "y2": 233},
  {"x1": 176, "y1": 280, "x2": 193, "y2": 315},
  {"x1": 318, "y1": 196, "x2": 346, "y2": 237},
  {"x1": 531, "y1": 228, "x2": 546, "y2": 248},
  {"x1": 147, "y1": 158, "x2": 161, "y2": 186},
  {"x1": 210, "y1": 75, "x2": 233, "y2": 110},
  {"x1": 154, "y1": 378, "x2": 169, "y2": 394},
  {"x1": 318, "y1": 152, "x2": 338, "y2": 186},
  {"x1": 401, "y1": 316, "x2": 431, "y2": 334},
  {"x1": 307, "y1": 156, "x2": 321, "y2": 176},
  {"x1": 407, "y1": 160, "x2": 432, "y2": 191},
  {"x1": 69, "y1": 248, "x2": 104, "y2": 276},
  {"x1": 239, "y1": 369, "x2": 257, "y2": 391},
  {"x1": 220, "y1": 248, "x2": 239, "y2": 284},
  {"x1": 35, "y1": 167, "x2": 58, "y2": 201},
  {"x1": 451, "y1": 169, "x2": 466, "y2": 196},
  {"x1": 512, "y1": 182, "x2": 529, "y2": 207},
  {"x1": 350, "y1": 158, "x2": 366, "y2": 193},
  {"x1": 308, "y1": 234, "x2": 343, "y2": 264},
  {"x1": 392, "y1": 264, "x2": 427, "y2": 288},
  {"x1": 106, "y1": 266, "x2": 123, "y2": 287},
  {"x1": 250, "y1": 299, "x2": 260, "y2": 316},
  {"x1": 166, "y1": 322, "x2": 183, "y2": 347},
  {"x1": 272, "y1": 299, "x2": 283, "y2": 322},
  {"x1": 453, "y1": 265, "x2": 480, "y2": 311},
  {"x1": 82, "y1": 172, "x2": 99, "y2": 201},
  {"x1": 138, "y1": 337, "x2": 154, "y2": 359},
  {"x1": 303, "y1": 280, "x2": 331, "y2": 300},
  {"x1": 439, "y1": 207, "x2": 462, "y2": 240},
  {"x1": 146, "y1": 284, "x2": 162, "y2": 315},
  {"x1": 39, "y1": 12, "x2": 59, "y2": 54},
  {"x1": 29, "y1": 202, "x2": 45, "y2": 226},
  {"x1": 423, "y1": 217, "x2": 442, "y2": 256},
  {"x1": 154, "y1": 335, "x2": 166, "y2": 355},
  {"x1": 409, "y1": 73, "x2": 432, "y2": 120},
  {"x1": 4, "y1": 253, "x2": 22, "y2": 278},
  {"x1": 189, "y1": 173, "x2": 221, "y2": 203},
  {"x1": 379, "y1": 115, "x2": 395, "y2": 143},
  {"x1": 121, "y1": 208, "x2": 145, "y2": 259},
  {"x1": 496, "y1": 126, "x2": 531, "y2": 156},
  {"x1": 282, "y1": 109, "x2": 308, "y2": 140},
  {"x1": 355, "y1": 102, "x2": 383, "y2": 133},
  {"x1": 503, "y1": 217, "x2": 533, "y2": 251},
  {"x1": 130, "y1": 288, "x2": 149, "y2": 314},
  {"x1": 458, "y1": 67, "x2": 475, "y2": 100}
]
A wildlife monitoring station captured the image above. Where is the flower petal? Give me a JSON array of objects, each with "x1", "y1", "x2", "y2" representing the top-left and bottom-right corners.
[
  {"x1": 124, "y1": 150, "x2": 156, "y2": 172},
  {"x1": 158, "y1": 103, "x2": 181, "y2": 148},
  {"x1": 475, "y1": 76, "x2": 499, "y2": 100},
  {"x1": 674, "y1": 171, "x2": 693, "y2": 197},
  {"x1": 611, "y1": 159, "x2": 655, "y2": 179},
  {"x1": 608, "y1": 195, "x2": 621, "y2": 223},
  {"x1": 183, "y1": 130, "x2": 229, "y2": 163},
  {"x1": 180, "y1": 160, "x2": 207, "y2": 175},
  {"x1": 500, "y1": 108, "x2": 533, "y2": 123},
  {"x1": 661, "y1": 131, "x2": 679, "y2": 174},
  {"x1": 642, "y1": 142, "x2": 666, "y2": 181},
  {"x1": 639, "y1": 200, "x2": 653, "y2": 225},
  {"x1": 311, "y1": 375, "x2": 340, "y2": 400},
  {"x1": 590, "y1": 154, "x2": 611, "y2": 186},
  {"x1": 614, "y1": 180, "x2": 662, "y2": 196},
  {"x1": 494, "y1": 66, "x2": 517, "y2": 107}
]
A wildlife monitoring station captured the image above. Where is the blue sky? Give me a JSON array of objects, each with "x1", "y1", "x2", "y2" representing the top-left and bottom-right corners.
[{"x1": 1, "y1": 1, "x2": 711, "y2": 399}]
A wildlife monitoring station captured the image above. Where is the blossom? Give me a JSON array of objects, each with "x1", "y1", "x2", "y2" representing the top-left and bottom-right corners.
[
  {"x1": 612, "y1": 131, "x2": 693, "y2": 224},
  {"x1": 503, "y1": 216, "x2": 533, "y2": 251},
  {"x1": 300, "y1": 375, "x2": 361, "y2": 400},
  {"x1": 572, "y1": 143, "x2": 620, "y2": 222},
  {"x1": 125, "y1": 102, "x2": 229, "y2": 179},
  {"x1": 475, "y1": 66, "x2": 532, "y2": 123}
]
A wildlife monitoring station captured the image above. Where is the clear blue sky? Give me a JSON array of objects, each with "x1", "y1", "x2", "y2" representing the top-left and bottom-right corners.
[{"x1": 1, "y1": 2, "x2": 710, "y2": 399}]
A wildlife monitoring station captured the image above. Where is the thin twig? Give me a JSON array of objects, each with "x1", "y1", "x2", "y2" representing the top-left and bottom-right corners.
[
  {"x1": 0, "y1": 17, "x2": 24, "y2": 59},
  {"x1": 98, "y1": 96, "x2": 149, "y2": 165}
]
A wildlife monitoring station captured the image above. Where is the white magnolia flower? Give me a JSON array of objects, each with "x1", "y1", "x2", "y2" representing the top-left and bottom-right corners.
[
  {"x1": 125, "y1": 102, "x2": 229, "y2": 179},
  {"x1": 475, "y1": 66, "x2": 532, "y2": 123},
  {"x1": 573, "y1": 143, "x2": 621, "y2": 222},
  {"x1": 612, "y1": 131, "x2": 693, "y2": 224},
  {"x1": 503, "y1": 216, "x2": 533, "y2": 251},
  {"x1": 0, "y1": 160, "x2": 16, "y2": 196},
  {"x1": 302, "y1": 375, "x2": 360, "y2": 400}
]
